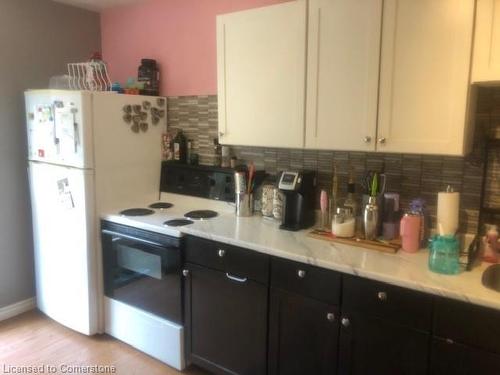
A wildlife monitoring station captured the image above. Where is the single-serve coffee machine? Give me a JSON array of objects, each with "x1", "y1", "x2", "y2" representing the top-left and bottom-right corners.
[{"x1": 278, "y1": 170, "x2": 316, "y2": 231}]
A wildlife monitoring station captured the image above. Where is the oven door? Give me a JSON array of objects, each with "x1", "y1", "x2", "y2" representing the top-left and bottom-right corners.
[{"x1": 101, "y1": 226, "x2": 181, "y2": 324}]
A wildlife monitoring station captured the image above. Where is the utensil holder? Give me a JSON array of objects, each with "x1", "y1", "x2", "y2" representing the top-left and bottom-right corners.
[{"x1": 236, "y1": 193, "x2": 253, "y2": 217}]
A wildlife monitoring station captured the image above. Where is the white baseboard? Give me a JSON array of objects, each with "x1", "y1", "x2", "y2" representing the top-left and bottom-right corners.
[{"x1": 0, "y1": 298, "x2": 36, "y2": 322}]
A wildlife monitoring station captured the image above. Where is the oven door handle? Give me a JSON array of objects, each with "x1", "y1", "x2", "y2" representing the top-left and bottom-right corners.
[{"x1": 102, "y1": 229, "x2": 164, "y2": 248}]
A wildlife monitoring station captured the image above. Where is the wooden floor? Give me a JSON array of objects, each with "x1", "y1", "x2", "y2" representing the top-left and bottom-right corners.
[{"x1": 0, "y1": 310, "x2": 210, "y2": 375}]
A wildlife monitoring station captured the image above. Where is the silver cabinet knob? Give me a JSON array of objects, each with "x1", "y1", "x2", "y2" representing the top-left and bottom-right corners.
[
  {"x1": 363, "y1": 136, "x2": 371, "y2": 143},
  {"x1": 297, "y1": 270, "x2": 306, "y2": 278},
  {"x1": 218, "y1": 249, "x2": 226, "y2": 257},
  {"x1": 182, "y1": 269, "x2": 189, "y2": 277},
  {"x1": 327, "y1": 313, "x2": 335, "y2": 322},
  {"x1": 378, "y1": 137, "x2": 386, "y2": 144},
  {"x1": 341, "y1": 317, "x2": 350, "y2": 327},
  {"x1": 377, "y1": 291, "x2": 387, "y2": 301}
]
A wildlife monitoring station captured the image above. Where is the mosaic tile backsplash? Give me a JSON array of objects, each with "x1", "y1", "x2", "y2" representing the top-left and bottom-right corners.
[{"x1": 167, "y1": 89, "x2": 500, "y2": 234}]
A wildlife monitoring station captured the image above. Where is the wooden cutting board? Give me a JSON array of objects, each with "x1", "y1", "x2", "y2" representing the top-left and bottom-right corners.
[{"x1": 308, "y1": 229, "x2": 400, "y2": 254}]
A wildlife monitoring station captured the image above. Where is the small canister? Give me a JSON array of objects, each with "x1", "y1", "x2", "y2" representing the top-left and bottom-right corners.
[
  {"x1": 272, "y1": 188, "x2": 284, "y2": 222},
  {"x1": 400, "y1": 212, "x2": 421, "y2": 253},
  {"x1": 234, "y1": 171, "x2": 247, "y2": 194},
  {"x1": 261, "y1": 185, "x2": 274, "y2": 217},
  {"x1": 332, "y1": 207, "x2": 355, "y2": 238}
]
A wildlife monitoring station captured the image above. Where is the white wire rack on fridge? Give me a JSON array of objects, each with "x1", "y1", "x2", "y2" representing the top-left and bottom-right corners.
[{"x1": 67, "y1": 62, "x2": 112, "y2": 91}]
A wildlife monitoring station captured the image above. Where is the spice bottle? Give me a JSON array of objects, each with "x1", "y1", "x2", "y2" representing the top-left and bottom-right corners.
[{"x1": 173, "y1": 130, "x2": 187, "y2": 163}]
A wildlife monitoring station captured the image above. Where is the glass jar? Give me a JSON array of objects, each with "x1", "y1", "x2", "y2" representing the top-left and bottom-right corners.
[{"x1": 428, "y1": 235, "x2": 460, "y2": 275}]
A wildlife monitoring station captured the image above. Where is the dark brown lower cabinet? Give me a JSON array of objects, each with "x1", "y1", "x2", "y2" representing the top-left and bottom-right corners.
[
  {"x1": 183, "y1": 263, "x2": 268, "y2": 375},
  {"x1": 338, "y1": 311, "x2": 429, "y2": 375},
  {"x1": 268, "y1": 288, "x2": 339, "y2": 375},
  {"x1": 430, "y1": 337, "x2": 500, "y2": 375}
]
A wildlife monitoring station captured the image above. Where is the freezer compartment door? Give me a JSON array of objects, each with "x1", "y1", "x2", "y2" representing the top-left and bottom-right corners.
[
  {"x1": 28, "y1": 161, "x2": 98, "y2": 335},
  {"x1": 92, "y1": 92, "x2": 167, "y2": 212},
  {"x1": 25, "y1": 90, "x2": 94, "y2": 168}
]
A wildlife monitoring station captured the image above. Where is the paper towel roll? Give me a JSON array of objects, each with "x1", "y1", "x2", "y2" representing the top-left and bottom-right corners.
[{"x1": 437, "y1": 191, "x2": 460, "y2": 235}]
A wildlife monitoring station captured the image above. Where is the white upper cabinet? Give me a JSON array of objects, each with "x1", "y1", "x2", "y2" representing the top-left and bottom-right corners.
[
  {"x1": 472, "y1": 0, "x2": 500, "y2": 83},
  {"x1": 377, "y1": 0, "x2": 475, "y2": 155},
  {"x1": 305, "y1": 0, "x2": 382, "y2": 151},
  {"x1": 216, "y1": 1, "x2": 307, "y2": 148}
]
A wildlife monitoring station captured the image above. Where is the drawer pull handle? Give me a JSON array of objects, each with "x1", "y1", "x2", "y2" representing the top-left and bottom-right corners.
[
  {"x1": 226, "y1": 273, "x2": 247, "y2": 283},
  {"x1": 182, "y1": 269, "x2": 189, "y2": 277},
  {"x1": 218, "y1": 249, "x2": 226, "y2": 257},
  {"x1": 341, "y1": 317, "x2": 350, "y2": 327},
  {"x1": 297, "y1": 270, "x2": 306, "y2": 278},
  {"x1": 327, "y1": 313, "x2": 335, "y2": 322},
  {"x1": 377, "y1": 291, "x2": 387, "y2": 301}
]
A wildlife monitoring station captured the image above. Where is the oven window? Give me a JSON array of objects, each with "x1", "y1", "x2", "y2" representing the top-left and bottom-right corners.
[
  {"x1": 102, "y1": 233, "x2": 181, "y2": 323},
  {"x1": 117, "y1": 244, "x2": 162, "y2": 281}
]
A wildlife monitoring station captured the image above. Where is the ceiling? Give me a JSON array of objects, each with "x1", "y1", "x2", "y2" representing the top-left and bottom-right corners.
[{"x1": 52, "y1": 0, "x2": 145, "y2": 12}]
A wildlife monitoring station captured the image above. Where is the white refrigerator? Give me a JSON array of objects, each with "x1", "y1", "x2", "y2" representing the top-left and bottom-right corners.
[{"x1": 25, "y1": 90, "x2": 166, "y2": 335}]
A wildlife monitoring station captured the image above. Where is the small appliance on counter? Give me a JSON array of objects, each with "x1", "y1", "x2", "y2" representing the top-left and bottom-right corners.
[{"x1": 277, "y1": 170, "x2": 316, "y2": 231}]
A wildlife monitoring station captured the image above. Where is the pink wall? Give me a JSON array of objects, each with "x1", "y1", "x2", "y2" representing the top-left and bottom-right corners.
[{"x1": 101, "y1": 0, "x2": 289, "y2": 96}]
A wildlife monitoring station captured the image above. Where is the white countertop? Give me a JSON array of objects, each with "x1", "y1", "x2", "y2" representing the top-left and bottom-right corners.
[{"x1": 103, "y1": 193, "x2": 500, "y2": 311}]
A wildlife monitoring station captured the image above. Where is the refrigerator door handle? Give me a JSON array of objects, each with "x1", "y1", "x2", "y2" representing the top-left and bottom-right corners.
[
  {"x1": 72, "y1": 107, "x2": 79, "y2": 153},
  {"x1": 52, "y1": 103, "x2": 60, "y2": 149}
]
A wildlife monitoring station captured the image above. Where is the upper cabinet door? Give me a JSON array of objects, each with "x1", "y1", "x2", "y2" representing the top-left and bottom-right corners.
[
  {"x1": 305, "y1": 0, "x2": 382, "y2": 151},
  {"x1": 217, "y1": 1, "x2": 307, "y2": 148},
  {"x1": 472, "y1": 0, "x2": 500, "y2": 83},
  {"x1": 377, "y1": 0, "x2": 475, "y2": 155}
]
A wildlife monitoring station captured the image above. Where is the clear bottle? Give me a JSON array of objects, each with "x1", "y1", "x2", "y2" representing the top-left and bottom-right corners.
[
  {"x1": 343, "y1": 175, "x2": 358, "y2": 216},
  {"x1": 173, "y1": 130, "x2": 187, "y2": 163},
  {"x1": 213, "y1": 138, "x2": 222, "y2": 167}
]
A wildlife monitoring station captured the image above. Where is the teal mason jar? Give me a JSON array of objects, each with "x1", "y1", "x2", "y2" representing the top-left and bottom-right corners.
[{"x1": 428, "y1": 235, "x2": 460, "y2": 275}]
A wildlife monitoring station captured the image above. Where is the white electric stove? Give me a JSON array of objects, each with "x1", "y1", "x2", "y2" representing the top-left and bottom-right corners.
[{"x1": 100, "y1": 163, "x2": 236, "y2": 370}]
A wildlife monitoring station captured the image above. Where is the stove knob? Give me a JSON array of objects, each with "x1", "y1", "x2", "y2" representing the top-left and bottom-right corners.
[
  {"x1": 182, "y1": 269, "x2": 190, "y2": 277},
  {"x1": 218, "y1": 249, "x2": 226, "y2": 257}
]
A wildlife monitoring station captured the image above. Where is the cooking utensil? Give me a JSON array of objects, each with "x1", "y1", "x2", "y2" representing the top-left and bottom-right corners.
[
  {"x1": 320, "y1": 190, "x2": 328, "y2": 229},
  {"x1": 247, "y1": 163, "x2": 255, "y2": 194}
]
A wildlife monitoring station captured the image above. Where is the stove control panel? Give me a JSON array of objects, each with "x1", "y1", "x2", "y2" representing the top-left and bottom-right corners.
[{"x1": 160, "y1": 162, "x2": 235, "y2": 202}]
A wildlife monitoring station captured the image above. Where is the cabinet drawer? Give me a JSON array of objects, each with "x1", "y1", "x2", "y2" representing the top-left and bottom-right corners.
[
  {"x1": 342, "y1": 275, "x2": 433, "y2": 331},
  {"x1": 185, "y1": 236, "x2": 269, "y2": 284},
  {"x1": 271, "y1": 257, "x2": 341, "y2": 305},
  {"x1": 434, "y1": 297, "x2": 500, "y2": 355}
]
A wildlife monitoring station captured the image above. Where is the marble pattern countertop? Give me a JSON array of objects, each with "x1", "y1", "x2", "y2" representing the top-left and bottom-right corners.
[{"x1": 176, "y1": 211, "x2": 500, "y2": 311}]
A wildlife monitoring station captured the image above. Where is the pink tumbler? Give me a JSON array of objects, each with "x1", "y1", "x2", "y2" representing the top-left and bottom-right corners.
[{"x1": 400, "y1": 213, "x2": 421, "y2": 253}]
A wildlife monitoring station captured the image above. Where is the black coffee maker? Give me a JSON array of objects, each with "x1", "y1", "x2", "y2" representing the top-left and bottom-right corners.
[{"x1": 278, "y1": 170, "x2": 316, "y2": 231}]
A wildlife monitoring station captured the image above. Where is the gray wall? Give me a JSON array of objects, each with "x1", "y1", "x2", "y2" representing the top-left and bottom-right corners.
[{"x1": 0, "y1": 0, "x2": 101, "y2": 308}]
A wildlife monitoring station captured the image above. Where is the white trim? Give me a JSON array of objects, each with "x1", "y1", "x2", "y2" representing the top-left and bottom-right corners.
[{"x1": 0, "y1": 298, "x2": 36, "y2": 322}]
